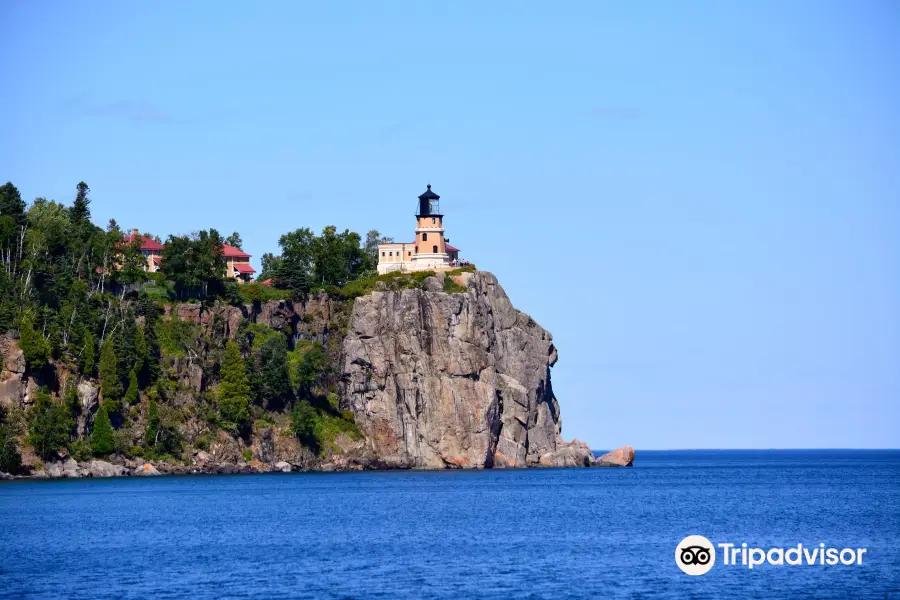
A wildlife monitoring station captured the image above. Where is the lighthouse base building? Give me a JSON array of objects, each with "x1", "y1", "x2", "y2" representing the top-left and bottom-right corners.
[{"x1": 377, "y1": 184, "x2": 461, "y2": 275}]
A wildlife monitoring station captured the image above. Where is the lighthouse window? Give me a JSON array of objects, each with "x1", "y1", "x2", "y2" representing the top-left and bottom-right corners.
[
  {"x1": 381, "y1": 252, "x2": 385, "y2": 257},
  {"x1": 433, "y1": 245, "x2": 438, "y2": 253},
  {"x1": 408, "y1": 251, "x2": 411, "y2": 257},
  {"x1": 422, "y1": 233, "x2": 428, "y2": 241},
  {"x1": 389, "y1": 252, "x2": 393, "y2": 257},
  {"x1": 432, "y1": 217, "x2": 436, "y2": 224}
]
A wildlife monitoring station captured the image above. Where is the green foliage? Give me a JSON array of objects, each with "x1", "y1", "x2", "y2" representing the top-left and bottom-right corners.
[
  {"x1": 274, "y1": 225, "x2": 372, "y2": 295},
  {"x1": 242, "y1": 448, "x2": 253, "y2": 462},
  {"x1": 160, "y1": 229, "x2": 226, "y2": 299},
  {"x1": 124, "y1": 368, "x2": 139, "y2": 405},
  {"x1": 28, "y1": 390, "x2": 74, "y2": 460},
  {"x1": 194, "y1": 433, "x2": 211, "y2": 451},
  {"x1": 235, "y1": 282, "x2": 292, "y2": 304},
  {"x1": 157, "y1": 317, "x2": 197, "y2": 359},
  {"x1": 70, "y1": 181, "x2": 92, "y2": 225},
  {"x1": 18, "y1": 315, "x2": 52, "y2": 370},
  {"x1": 290, "y1": 399, "x2": 360, "y2": 456},
  {"x1": 443, "y1": 276, "x2": 467, "y2": 294},
  {"x1": 0, "y1": 181, "x2": 27, "y2": 229},
  {"x1": 81, "y1": 331, "x2": 95, "y2": 376},
  {"x1": 288, "y1": 341, "x2": 330, "y2": 398},
  {"x1": 446, "y1": 263, "x2": 477, "y2": 276},
  {"x1": 218, "y1": 341, "x2": 250, "y2": 426},
  {"x1": 67, "y1": 438, "x2": 93, "y2": 462},
  {"x1": 253, "y1": 334, "x2": 291, "y2": 410},
  {"x1": 91, "y1": 404, "x2": 114, "y2": 455},
  {"x1": 144, "y1": 399, "x2": 159, "y2": 446},
  {"x1": 0, "y1": 422, "x2": 22, "y2": 473},
  {"x1": 99, "y1": 339, "x2": 122, "y2": 413}
]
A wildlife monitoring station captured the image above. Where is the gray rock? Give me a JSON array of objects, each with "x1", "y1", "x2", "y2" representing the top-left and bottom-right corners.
[
  {"x1": 257, "y1": 428, "x2": 275, "y2": 464},
  {"x1": 423, "y1": 274, "x2": 444, "y2": 293},
  {"x1": 274, "y1": 461, "x2": 291, "y2": 473},
  {"x1": 88, "y1": 460, "x2": 126, "y2": 478},
  {"x1": 44, "y1": 458, "x2": 83, "y2": 478},
  {"x1": 340, "y1": 271, "x2": 589, "y2": 469},
  {"x1": 594, "y1": 446, "x2": 635, "y2": 467},
  {"x1": 537, "y1": 440, "x2": 595, "y2": 467},
  {"x1": 77, "y1": 381, "x2": 99, "y2": 412},
  {"x1": 133, "y1": 463, "x2": 161, "y2": 476},
  {"x1": 195, "y1": 451, "x2": 212, "y2": 464}
]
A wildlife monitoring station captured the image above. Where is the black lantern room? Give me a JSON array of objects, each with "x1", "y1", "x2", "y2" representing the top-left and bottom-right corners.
[{"x1": 416, "y1": 184, "x2": 442, "y2": 218}]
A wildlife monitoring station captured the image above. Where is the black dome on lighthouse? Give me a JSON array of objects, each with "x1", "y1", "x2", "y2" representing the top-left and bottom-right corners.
[{"x1": 418, "y1": 184, "x2": 440, "y2": 201}]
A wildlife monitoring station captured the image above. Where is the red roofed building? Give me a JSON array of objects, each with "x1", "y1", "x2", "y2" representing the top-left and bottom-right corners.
[
  {"x1": 223, "y1": 243, "x2": 255, "y2": 283},
  {"x1": 121, "y1": 229, "x2": 165, "y2": 273}
]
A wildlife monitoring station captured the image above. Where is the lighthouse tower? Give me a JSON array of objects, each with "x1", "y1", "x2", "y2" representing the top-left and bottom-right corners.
[{"x1": 410, "y1": 184, "x2": 450, "y2": 271}]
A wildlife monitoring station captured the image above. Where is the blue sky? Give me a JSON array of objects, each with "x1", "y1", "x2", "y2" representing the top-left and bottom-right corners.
[{"x1": 2, "y1": 1, "x2": 897, "y2": 449}]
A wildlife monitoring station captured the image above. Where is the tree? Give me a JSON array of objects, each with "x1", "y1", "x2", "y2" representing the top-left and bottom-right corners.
[
  {"x1": 218, "y1": 341, "x2": 250, "y2": 426},
  {"x1": 161, "y1": 229, "x2": 226, "y2": 299},
  {"x1": 91, "y1": 404, "x2": 114, "y2": 455},
  {"x1": 254, "y1": 335, "x2": 291, "y2": 410},
  {"x1": 119, "y1": 235, "x2": 147, "y2": 287},
  {"x1": 291, "y1": 400, "x2": 321, "y2": 453},
  {"x1": 225, "y1": 231, "x2": 243, "y2": 249},
  {"x1": 289, "y1": 341, "x2": 330, "y2": 399},
  {"x1": 275, "y1": 227, "x2": 315, "y2": 295},
  {"x1": 18, "y1": 315, "x2": 52, "y2": 370},
  {"x1": 70, "y1": 181, "x2": 91, "y2": 224},
  {"x1": 0, "y1": 182, "x2": 26, "y2": 230},
  {"x1": 0, "y1": 423, "x2": 22, "y2": 473},
  {"x1": 99, "y1": 339, "x2": 122, "y2": 413},
  {"x1": 144, "y1": 398, "x2": 159, "y2": 446},
  {"x1": 258, "y1": 252, "x2": 282, "y2": 282},
  {"x1": 28, "y1": 390, "x2": 73, "y2": 460},
  {"x1": 124, "y1": 368, "x2": 139, "y2": 405},
  {"x1": 364, "y1": 229, "x2": 382, "y2": 265},
  {"x1": 81, "y1": 331, "x2": 95, "y2": 376}
]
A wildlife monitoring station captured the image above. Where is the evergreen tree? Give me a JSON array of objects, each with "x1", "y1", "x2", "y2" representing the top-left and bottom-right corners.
[
  {"x1": 255, "y1": 335, "x2": 291, "y2": 410},
  {"x1": 144, "y1": 398, "x2": 160, "y2": 447},
  {"x1": 218, "y1": 341, "x2": 250, "y2": 426},
  {"x1": 99, "y1": 339, "x2": 122, "y2": 413},
  {"x1": 134, "y1": 326, "x2": 147, "y2": 380},
  {"x1": 0, "y1": 182, "x2": 26, "y2": 230},
  {"x1": 70, "y1": 181, "x2": 91, "y2": 224},
  {"x1": 81, "y1": 332, "x2": 95, "y2": 376},
  {"x1": 225, "y1": 231, "x2": 243, "y2": 248},
  {"x1": 28, "y1": 390, "x2": 73, "y2": 460},
  {"x1": 124, "y1": 368, "x2": 139, "y2": 405},
  {"x1": 91, "y1": 404, "x2": 114, "y2": 455},
  {"x1": 18, "y1": 315, "x2": 52, "y2": 370},
  {"x1": 0, "y1": 422, "x2": 22, "y2": 473}
]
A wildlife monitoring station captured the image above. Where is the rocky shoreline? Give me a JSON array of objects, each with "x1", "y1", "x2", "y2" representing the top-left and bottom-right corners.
[{"x1": 0, "y1": 446, "x2": 634, "y2": 480}]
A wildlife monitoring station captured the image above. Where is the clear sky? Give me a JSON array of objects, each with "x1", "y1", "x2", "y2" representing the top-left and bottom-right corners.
[{"x1": 2, "y1": 1, "x2": 897, "y2": 449}]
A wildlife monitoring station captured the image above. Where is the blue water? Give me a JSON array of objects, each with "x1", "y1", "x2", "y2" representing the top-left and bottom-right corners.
[{"x1": 1, "y1": 450, "x2": 898, "y2": 599}]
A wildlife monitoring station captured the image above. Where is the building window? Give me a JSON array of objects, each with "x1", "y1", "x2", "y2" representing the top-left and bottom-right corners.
[
  {"x1": 433, "y1": 245, "x2": 438, "y2": 253},
  {"x1": 381, "y1": 252, "x2": 385, "y2": 257},
  {"x1": 432, "y1": 217, "x2": 436, "y2": 224},
  {"x1": 422, "y1": 233, "x2": 427, "y2": 241},
  {"x1": 389, "y1": 251, "x2": 393, "y2": 257},
  {"x1": 408, "y1": 251, "x2": 411, "y2": 257}
]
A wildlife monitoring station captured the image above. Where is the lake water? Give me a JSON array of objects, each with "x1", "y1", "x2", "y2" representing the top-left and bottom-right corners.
[{"x1": 1, "y1": 450, "x2": 898, "y2": 599}]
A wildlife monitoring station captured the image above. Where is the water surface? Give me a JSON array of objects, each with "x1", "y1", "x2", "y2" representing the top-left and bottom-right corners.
[{"x1": 1, "y1": 450, "x2": 898, "y2": 598}]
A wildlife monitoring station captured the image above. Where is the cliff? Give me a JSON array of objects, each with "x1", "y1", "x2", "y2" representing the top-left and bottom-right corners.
[
  {"x1": 0, "y1": 270, "x2": 600, "y2": 477},
  {"x1": 342, "y1": 271, "x2": 593, "y2": 468}
]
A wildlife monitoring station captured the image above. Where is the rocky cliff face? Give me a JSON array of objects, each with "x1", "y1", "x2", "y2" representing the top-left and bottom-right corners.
[
  {"x1": 1, "y1": 270, "x2": 598, "y2": 474},
  {"x1": 341, "y1": 271, "x2": 593, "y2": 469}
]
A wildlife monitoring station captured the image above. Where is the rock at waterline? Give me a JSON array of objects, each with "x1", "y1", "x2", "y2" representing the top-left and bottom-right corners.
[
  {"x1": 134, "y1": 463, "x2": 161, "y2": 476},
  {"x1": 594, "y1": 446, "x2": 635, "y2": 467}
]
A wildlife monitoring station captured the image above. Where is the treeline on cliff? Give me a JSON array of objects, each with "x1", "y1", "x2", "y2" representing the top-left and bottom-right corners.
[{"x1": 0, "y1": 180, "x2": 402, "y2": 474}]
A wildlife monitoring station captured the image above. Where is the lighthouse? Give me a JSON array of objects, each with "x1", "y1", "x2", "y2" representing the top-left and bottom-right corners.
[{"x1": 376, "y1": 184, "x2": 460, "y2": 274}]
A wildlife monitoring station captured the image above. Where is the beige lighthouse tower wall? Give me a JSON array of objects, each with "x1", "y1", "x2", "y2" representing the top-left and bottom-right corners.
[{"x1": 377, "y1": 203, "x2": 451, "y2": 274}]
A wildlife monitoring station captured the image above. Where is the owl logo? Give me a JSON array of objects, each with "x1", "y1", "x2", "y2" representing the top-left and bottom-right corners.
[{"x1": 676, "y1": 535, "x2": 716, "y2": 575}]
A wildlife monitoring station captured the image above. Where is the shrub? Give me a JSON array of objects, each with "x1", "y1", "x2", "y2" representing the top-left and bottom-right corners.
[
  {"x1": 218, "y1": 341, "x2": 250, "y2": 425},
  {"x1": 124, "y1": 368, "x2": 139, "y2": 405},
  {"x1": 242, "y1": 448, "x2": 253, "y2": 462},
  {"x1": 237, "y1": 282, "x2": 292, "y2": 304},
  {"x1": 91, "y1": 404, "x2": 115, "y2": 455},
  {"x1": 67, "y1": 438, "x2": 92, "y2": 462},
  {"x1": 194, "y1": 434, "x2": 211, "y2": 451},
  {"x1": 443, "y1": 277, "x2": 467, "y2": 294}
]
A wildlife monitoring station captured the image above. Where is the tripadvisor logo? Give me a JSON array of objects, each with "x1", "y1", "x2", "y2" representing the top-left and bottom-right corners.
[
  {"x1": 676, "y1": 535, "x2": 716, "y2": 575},
  {"x1": 675, "y1": 535, "x2": 868, "y2": 575}
]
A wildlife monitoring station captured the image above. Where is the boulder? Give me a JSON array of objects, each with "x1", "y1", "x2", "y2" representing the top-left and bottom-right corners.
[
  {"x1": 45, "y1": 458, "x2": 84, "y2": 478},
  {"x1": 257, "y1": 428, "x2": 275, "y2": 464},
  {"x1": 88, "y1": 460, "x2": 126, "y2": 478},
  {"x1": 594, "y1": 445, "x2": 635, "y2": 467},
  {"x1": 195, "y1": 451, "x2": 212, "y2": 464},
  {"x1": 134, "y1": 463, "x2": 161, "y2": 476},
  {"x1": 274, "y1": 461, "x2": 291, "y2": 473},
  {"x1": 537, "y1": 439, "x2": 595, "y2": 467}
]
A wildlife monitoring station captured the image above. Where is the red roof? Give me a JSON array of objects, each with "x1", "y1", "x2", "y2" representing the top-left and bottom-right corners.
[
  {"x1": 223, "y1": 243, "x2": 251, "y2": 258},
  {"x1": 152, "y1": 255, "x2": 162, "y2": 264},
  {"x1": 260, "y1": 279, "x2": 273, "y2": 286},
  {"x1": 233, "y1": 262, "x2": 256, "y2": 274},
  {"x1": 123, "y1": 234, "x2": 165, "y2": 251},
  {"x1": 445, "y1": 243, "x2": 459, "y2": 252}
]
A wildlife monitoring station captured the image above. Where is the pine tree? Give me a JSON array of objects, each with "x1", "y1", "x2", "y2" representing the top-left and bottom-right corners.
[
  {"x1": 27, "y1": 390, "x2": 74, "y2": 460},
  {"x1": 124, "y1": 368, "x2": 139, "y2": 405},
  {"x1": 81, "y1": 332, "x2": 95, "y2": 376},
  {"x1": 144, "y1": 398, "x2": 160, "y2": 447},
  {"x1": 99, "y1": 339, "x2": 122, "y2": 413},
  {"x1": 18, "y1": 315, "x2": 52, "y2": 371},
  {"x1": 134, "y1": 326, "x2": 147, "y2": 383},
  {"x1": 91, "y1": 404, "x2": 114, "y2": 455},
  {"x1": 70, "y1": 181, "x2": 91, "y2": 224},
  {"x1": 218, "y1": 341, "x2": 250, "y2": 425}
]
